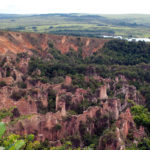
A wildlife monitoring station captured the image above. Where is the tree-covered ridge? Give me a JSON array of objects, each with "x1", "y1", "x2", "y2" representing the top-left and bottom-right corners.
[{"x1": 91, "y1": 40, "x2": 150, "y2": 65}]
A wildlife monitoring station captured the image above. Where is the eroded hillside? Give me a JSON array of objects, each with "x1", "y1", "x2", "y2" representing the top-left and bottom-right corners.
[
  {"x1": 0, "y1": 55, "x2": 146, "y2": 150},
  {"x1": 0, "y1": 31, "x2": 150, "y2": 150},
  {"x1": 0, "y1": 31, "x2": 109, "y2": 57}
]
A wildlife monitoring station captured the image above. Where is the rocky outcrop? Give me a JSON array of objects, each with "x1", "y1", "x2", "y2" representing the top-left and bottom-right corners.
[
  {"x1": 97, "y1": 108, "x2": 145, "y2": 150},
  {"x1": 115, "y1": 81, "x2": 145, "y2": 105},
  {"x1": 0, "y1": 62, "x2": 145, "y2": 148},
  {"x1": 9, "y1": 98, "x2": 119, "y2": 142},
  {"x1": 9, "y1": 106, "x2": 100, "y2": 141},
  {"x1": 55, "y1": 94, "x2": 66, "y2": 116},
  {"x1": 99, "y1": 85, "x2": 108, "y2": 99},
  {"x1": 0, "y1": 60, "x2": 145, "y2": 149},
  {"x1": 0, "y1": 77, "x2": 14, "y2": 85}
]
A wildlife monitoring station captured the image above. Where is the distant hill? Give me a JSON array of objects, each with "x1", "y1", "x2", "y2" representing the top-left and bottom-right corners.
[
  {"x1": 0, "y1": 13, "x2": 150, "y2": 37},
  {"x1": 0, "y1": 14, "x2": 29, "y2": 19}
]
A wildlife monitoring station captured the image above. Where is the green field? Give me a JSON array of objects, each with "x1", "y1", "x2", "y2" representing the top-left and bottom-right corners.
[{"x1": 1, "y1": 13, "x2": 150, "y2": 38}]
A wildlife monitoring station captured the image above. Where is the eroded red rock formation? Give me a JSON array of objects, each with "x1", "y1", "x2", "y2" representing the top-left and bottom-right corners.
[
  {"x1": 0, "y1": 31, "x2": 147, "y2": 149},
  {"x1": 0, "y1": 31, "x2": 109, "y2": 57}
]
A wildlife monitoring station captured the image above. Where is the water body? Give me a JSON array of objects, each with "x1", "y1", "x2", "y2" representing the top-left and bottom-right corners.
[
  {"x1": 127, "y1": 38, "x2": 150, "y2": 42},
  {"x1": 102, "y1": 35, "x2": 150, "y2": 42}
]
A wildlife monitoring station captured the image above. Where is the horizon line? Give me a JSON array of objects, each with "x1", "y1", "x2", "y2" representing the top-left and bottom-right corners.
[{"x1": 1, "y1": 13, "x2": 150, "y2": 15}]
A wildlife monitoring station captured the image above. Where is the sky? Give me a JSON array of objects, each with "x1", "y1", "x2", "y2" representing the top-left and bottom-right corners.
[{"x1": 0, "y1": 0, "x2": 150, "y2": 14}]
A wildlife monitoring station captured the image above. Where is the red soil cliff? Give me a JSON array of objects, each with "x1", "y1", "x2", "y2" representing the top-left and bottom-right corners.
[{"x1": 0, "y1": 31, "x2": 109, "y2": 57}]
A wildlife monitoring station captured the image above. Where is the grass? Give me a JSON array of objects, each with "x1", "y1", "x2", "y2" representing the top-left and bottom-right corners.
[
  {"x1": 102, "y1": 14, "x2": 150, "y2": 24},
  {"x1": 1, "y1": 13, "x2": 150, "y2": 37}
]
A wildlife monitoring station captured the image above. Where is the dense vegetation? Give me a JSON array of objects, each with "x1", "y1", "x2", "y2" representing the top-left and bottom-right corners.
[{"x1": 90, "y1": 40, "x2": 150, "y2": 65}]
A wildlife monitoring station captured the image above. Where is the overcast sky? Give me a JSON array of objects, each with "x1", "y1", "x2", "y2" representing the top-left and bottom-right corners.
[{"x1": 0, "y1": 0, "x2": 150, "y2": 14}]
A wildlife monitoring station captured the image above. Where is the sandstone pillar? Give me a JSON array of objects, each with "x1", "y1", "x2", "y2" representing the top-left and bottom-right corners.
[{"x1": 99, "y1": 85, "x2": 108, "y2": 99}]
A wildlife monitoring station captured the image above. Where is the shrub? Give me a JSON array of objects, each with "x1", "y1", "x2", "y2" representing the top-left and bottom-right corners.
[
  {"x1": 83, "y1": 133, "x2": 99, "y2": 148},
  {"x1": 0, "y1": 57, "x2": 6, "y2": 67},
  {"x1": 115, "y1": 82, "x2": 122, "y2": 90},
  {"x1": 131, "y1": 105, "x2": 150, "y2": 132},
  {"x1": 48, "y1": 42, "x2": 54, "y2": 48},
  {"x1": 50, "y1": 76, "x2": 64, "y2": 84},
  {"x1": 61, "y1": 84, "x2": 77, "y2": 93},
  {"x1": 67, "y1": 110, "x2": 77, "y2": 116},
  {"x1": 138, "y1": 137, "x2": 150, "y2": 150},
  {"x1": 79, "y1": 121, "x2": 87, "y2": 135},
  {"x1": 10, "y1": 91, "x2": 26, "y2": 101},
  {"x1": 40, "y1": 77, "x2": 49, "y2": 83},
  {"x1": 100, "y1": 130, "x2": 117, "y2": 148},
  {"x1": 36, "y1": 101, "x2": 47, "y2": 114},
  {"x1": 0, "y1": 122, "x2": 25, "y2": 150},
  {"x1": 127, "y1": 129, "x2": 134, "y2": 141},
  {"x1": 53, "y1": 124, "x2": 62, "y2": 131},
  {"x1": 69, "y1": 135, "x2": 81, "y2": 148},
  {"x1": 47, "y1": 90, "x2": 56, "y2": 113},
  {"x1": 29, "y1": 89, "x2": 38, "y2": 96},
  {"x1": 0, "y1": 81, "x2": 6, "y2": 88},
  {"x1": 62, "y1": 115, "x2": 72, "y2": 122},
  {"x1": 18, "y1": 82, "x2": 27, "y2": 89},
  {"x1": 17, "y1": 53, "x2": 28, "y2": 59},
  {"x1": 6, "y1": 66, "x2": 11, "y2": 77}
]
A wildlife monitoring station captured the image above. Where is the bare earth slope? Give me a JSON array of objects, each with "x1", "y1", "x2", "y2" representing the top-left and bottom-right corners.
[{"x1": 0, "y1": 31, "x2": 109, "y2": 57}]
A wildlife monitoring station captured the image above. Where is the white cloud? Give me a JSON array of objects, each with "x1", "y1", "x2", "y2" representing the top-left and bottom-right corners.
[{"x1": 0, "y1": 0, "x2": 150, "y2": 14}]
